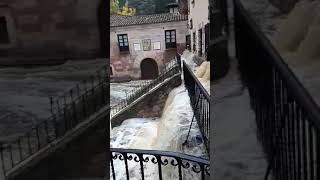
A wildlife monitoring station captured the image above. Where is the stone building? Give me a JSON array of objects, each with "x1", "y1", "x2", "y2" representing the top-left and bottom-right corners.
[
  {"x1": 179, "y1": 0, "x2": 210, "y2": 60},
  {"x1": 179, "y1": 0, "x2": 230, "y2": 79},
  {"x1": 110, "y1": 13, "x2": 188, "y2": 81},
  {"x1": 0, "y1": 0, "x2": 107, "y2": 65}
]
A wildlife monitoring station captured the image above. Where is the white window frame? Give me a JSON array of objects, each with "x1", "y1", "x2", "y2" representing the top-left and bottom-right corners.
[{"x1": 153, "y1": 41, "x2": 161, "y2": 50}]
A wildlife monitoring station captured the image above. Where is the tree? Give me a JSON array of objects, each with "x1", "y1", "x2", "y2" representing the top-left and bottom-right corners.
[
  {"x1": 110, "y1": 0, "x2": 119, "y2": 15},
  {"x1": 128, "y1": 0, "x2": 155, "y2": 15},
  {"x1": 117, "y1": 1, "x2": 136, "y2": 16},
  {"x1": 155, "y1": 0, "x2": 175, "y2": 14},
  {"x1": 112, "y1": 0, "x2": 175, "y2": 15}
]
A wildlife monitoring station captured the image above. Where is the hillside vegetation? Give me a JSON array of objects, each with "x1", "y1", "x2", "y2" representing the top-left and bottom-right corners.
[{"x1": 111, "y1": 0, "x2": 176, "y2": 15}]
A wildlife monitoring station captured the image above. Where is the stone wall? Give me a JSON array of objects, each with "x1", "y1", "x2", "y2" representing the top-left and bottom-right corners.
[
  {"x1": 0, "y1": 0, "x2": 104, "y2": 64},
  {"x1": 111, "y1": 73, "x2": 182, "y2": 127},
  {"x1": 110, "y1": 21, "x2": 187, "y2": 80}
]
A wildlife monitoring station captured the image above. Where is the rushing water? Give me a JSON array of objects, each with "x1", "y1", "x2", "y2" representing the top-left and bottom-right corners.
[
  {"x1": 241, "y1": 0, "x2": 320, "y2": 105},
  {"x1": 110, "y1": 52, "x2": 210, "y2": 179},
  {"x1": 270, "y1": 0, "x2": 320, "y2": 105}
]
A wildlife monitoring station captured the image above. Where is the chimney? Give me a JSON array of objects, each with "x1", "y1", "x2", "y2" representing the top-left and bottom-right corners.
[{"x1": 166, "y1": 2, "x2": 179, "y2": 14}]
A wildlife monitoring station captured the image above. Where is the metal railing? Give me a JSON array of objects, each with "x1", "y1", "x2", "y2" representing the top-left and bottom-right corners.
[
  {"x1": 234, "y1": 0, "x2": 320, "y2": 179},
  {"x1": 110, "y1": 148, "x2": 210, "y2": 180},
  {"x1": 110, "y1": 57, "x2": 181, "y2": 118},
  {"x1": 0, "y1": 64, "x2": 109, "y2": 177},
  {"x1": 49, "y1": 64, "x2": 109, "y2": 114},
  {"x1": 182, "y1": 60, "x2": 210, "y2": 153}
]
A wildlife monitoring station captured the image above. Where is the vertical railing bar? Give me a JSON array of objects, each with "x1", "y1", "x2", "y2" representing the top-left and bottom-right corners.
[
  {"x1": 287, "y1": 97, "x2": 293, "y2": 180},
  {"x1": 27, "y1": 132, "x2": 32, "y2": 155},
  {"x1": 124, "y1": 153, "x2": 130, "y2": 180},
  {"x1": 309, "y1": 121, "x2": 314, "y2": 180},
  {"x1": 9, "y1": 144, "x2": 13, "y2": 168},
  {"x1": 297, "y1": 108, "x2": 302, "y2": 180},
  {"x1": 36, "y1": 125, "x2": 41, "y2": 150},
  {"x1": 0, "y1": 144, "x2": 6, "y2": 176},
  {"x1": 18, "y1": 138, "x2": 22, "y2": 161},
  {"x1": 157, "y1": 155, "x2": 163, "y2": 180},
  {"x1": 178, "y1": 159, "x2": 182, "y2": 180},
  {"x1": 302, "y1": 111, "x2": 308, "y2": 180},
  {"x1": 292, "y1": 101, "x2": 297, "y2": 180},
  {"x1": 139, "y1": 154, "x2": 145, "y2": 180},
  {"x1": 111, "y1": 153, "x2": 116, "y2": 180}
]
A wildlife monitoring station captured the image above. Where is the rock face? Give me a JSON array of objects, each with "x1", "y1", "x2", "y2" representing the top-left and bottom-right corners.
[{"x1": 268, "y1": 0, "x2": 300, "y2": 13}]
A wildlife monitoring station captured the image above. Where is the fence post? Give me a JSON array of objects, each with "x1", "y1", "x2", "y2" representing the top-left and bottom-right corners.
[
  {"x1": 176, "y1": 53, "x2": 181, "y2": 71},
  {"x1": 70, "y1": 90, "x2": 77, "y2": 126},
  {"x1": 0, "y1": 144, "x2": 6, "y2": 180},
  {"x1": 50, "y1": 97, "x2": 54, "y2": 115}
]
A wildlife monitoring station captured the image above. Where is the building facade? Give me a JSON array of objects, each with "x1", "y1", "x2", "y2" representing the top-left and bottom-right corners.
[
  {"x1": 0, "y1": 0, "x2": 107, "y2": 64},
  {"x1": 110, "y1": 13, "x2": 188, "y2": 80},
  {"x1": 180, "y1": 0, "x2": 210, "y2": 60}
]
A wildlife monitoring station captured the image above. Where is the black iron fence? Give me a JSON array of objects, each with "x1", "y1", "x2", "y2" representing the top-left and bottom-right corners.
[
  {"x1": 234, "y1": 0, "x2": 320, "y2": 179},
  {"x1": 49, "y1": 64, "x2": 109, "y2": 114},
  {"x1": 110, "y1": 148, "x2": 210, "y2": 180},
  {"x1": 110, "y1": 57, "x2": 181, "y2": 118},
  {"x1": 0, "y1": 64, "x2": 109, "y2": 177},
  {"x1": 182, "y1": 60, "x2": 210, "y2": 153}
]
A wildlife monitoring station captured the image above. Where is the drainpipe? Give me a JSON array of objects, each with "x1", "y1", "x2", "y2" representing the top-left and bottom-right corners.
[{"x1": 0, "y1": 144, "x2": 5, "y2": 180}]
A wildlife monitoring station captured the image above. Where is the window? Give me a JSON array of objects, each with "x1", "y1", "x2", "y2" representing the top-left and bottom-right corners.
[
  {"x1": 186, "y1": 35, "x2": 191, "y2": 51},
  {"x1": 205, "y1": 23, "x2": 210, "y2": 56},
  {"x1": 191, "y1": 0, "x2": 195, "y2": 8},
  {"x1": 165, "y1": 30, "x2": 176, "y2": 49},
  {"x1": 110, "y1": 66, "x2": 113, "y2": 76},
  {"x1": 0, "y1": 16, "x2": 9, "y2": 44},
  {"x1": 193, "y1": 32, "x2": 196, "y2": 52},
  {"x1": 117, "y1": 34, "x2": 129, "y2": 52},
  {"x1": 153, "y1": 42, "x2": 161, "y2": 50},
  {"x1": 198, "y1": 28, "x2": 203, "y2": 57},
  {"x1": 189, "y1": 19, "x2": 193, "y2": 29},
  {"x1": 133, "y1": 43, "x2": 141, "y2": 51}
]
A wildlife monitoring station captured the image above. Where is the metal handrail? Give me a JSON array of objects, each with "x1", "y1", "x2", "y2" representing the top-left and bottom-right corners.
[
  {"x1": 183, "y1": 61, "x2": 210, "y2": 100},
  {"x1": 234, "y1": 0, "x2": 320, "y2": 127},
  {"x1": 182, "y1": 59, "x2": 210, "y2": 153},
  {"x1": 234, "y1": 0, "x2": 320, "y2": 179},
  {"x1": 110, "y1": 148, "x2": 210, "y2": 180},
  {"x1": 50, "y1": 64, "x2": 108, "y2": 115},
  {"x1": 0, "y1": 65, "x2": 109, "y2": 178},
  {"x1": 110, "y1": 58, "x2": 181, "y2": 118}
]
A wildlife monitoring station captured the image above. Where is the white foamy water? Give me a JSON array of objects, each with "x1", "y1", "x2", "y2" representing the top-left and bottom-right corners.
[
  {"x1": 271, "y1": 0, "x2": 320, "y2": 106},
  {"x1": 242, "y1": 0, "x2": 320, "y2": 105},
  {"x1": 181, "y1": 51, "x2": 210, "y2": 93}
]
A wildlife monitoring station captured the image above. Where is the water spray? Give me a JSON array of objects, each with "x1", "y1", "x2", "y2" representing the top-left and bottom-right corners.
[{"x1": 182, "y1": 93, "x2": 201, "y2": 146}]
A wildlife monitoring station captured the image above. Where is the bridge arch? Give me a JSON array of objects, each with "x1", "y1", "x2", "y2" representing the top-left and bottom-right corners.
[{"x1": 140, "y1": 58, "x2": 159, "y2": 79}]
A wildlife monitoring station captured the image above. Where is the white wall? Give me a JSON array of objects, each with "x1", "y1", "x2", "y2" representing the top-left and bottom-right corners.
[
  {"x1": 110, "y1": 21, "x2": 187, "y2": 57},
  {"x1": 188, "y1": 0, "x2": 209, "y2": 56},
  {"x1": 110, "y1": 20, "x2": 188, "y2": 79}
]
